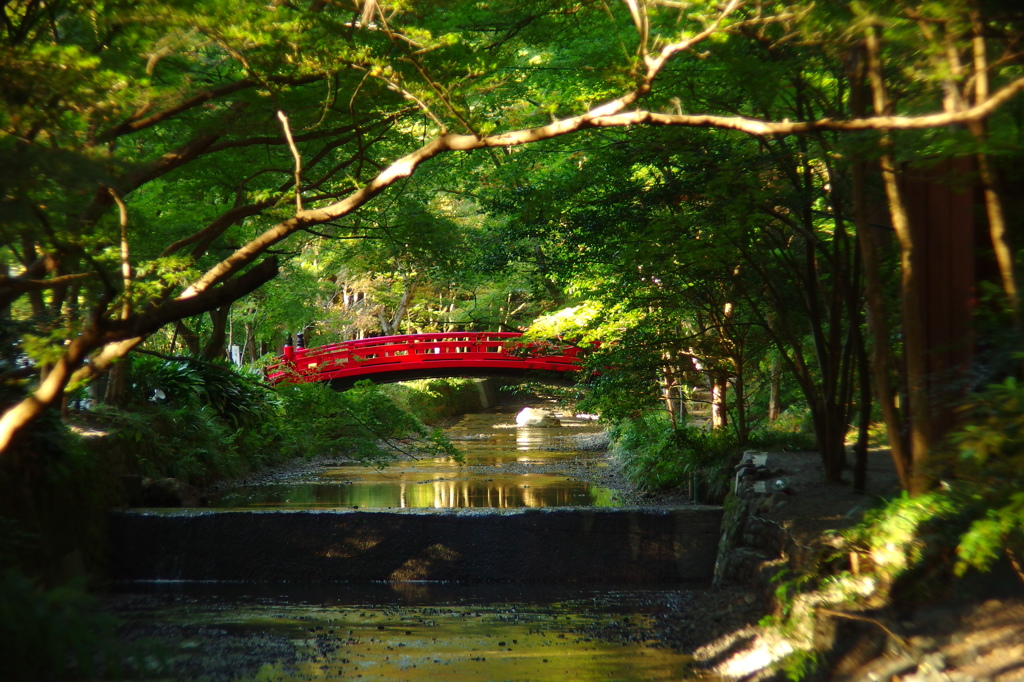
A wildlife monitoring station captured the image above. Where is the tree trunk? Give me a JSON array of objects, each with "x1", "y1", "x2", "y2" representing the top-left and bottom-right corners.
[
  {"x1": 175, "y1": 320, "x2": 202, "y2": 356},
  {"x1": 849, "y1": 44, "x2": 911, "y2": 490},
  {"x1": 103, "y1": 359, "x2": 129, "y2": 406},
  {"x1": 711, "y1": 373, "x2": 727, "y2": 429},
  {"x1": 731, "y1": 357, "x2": 748, "y2": 444},
  {"x1": 200, "y1": 305, "x2": 231, "y2": 360},
  {"x1": 768, "y1": 357, "x2": 782, "y2": 421},
  {"x1": 968, "y1": 10, "x2": 1019, "y2": 324},
  {"x1": 868, "y1": 27, "x2": 933, "y2": 495},
  {"x1": 853, "y1": 323, "x2": 871, "y2": 493},
  {"x1": 105, "y1": 188, "x2": 133, "y2": 408},
  {"x1": 379, "y1": 276, "x2": 417, "y2": 335},
  {"x1": 662, "y1": 352, "x2": 683, "y2": 430}
]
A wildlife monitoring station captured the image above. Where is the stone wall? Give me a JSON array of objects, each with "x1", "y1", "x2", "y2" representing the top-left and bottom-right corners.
[
  {"x1": 714, "y1": 451, "x2": 792, "y2": 587},
  {"x1": 111, "y1": 506, "x2": 724, "y2": 584}
]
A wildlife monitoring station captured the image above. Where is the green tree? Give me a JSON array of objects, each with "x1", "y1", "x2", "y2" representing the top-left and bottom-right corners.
[{"x1": 2, "y1": 0, "x2": 1022, "y2": 499}]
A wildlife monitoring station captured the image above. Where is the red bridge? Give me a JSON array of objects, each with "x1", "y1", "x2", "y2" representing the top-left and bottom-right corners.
[{"x1": 267, "y1": 332, "x2": 584, "y2": 389}]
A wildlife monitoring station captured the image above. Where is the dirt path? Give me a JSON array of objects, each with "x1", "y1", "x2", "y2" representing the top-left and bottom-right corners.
[{"x1": 649, "y1": 448, "x2": 1024, "y2": 682}]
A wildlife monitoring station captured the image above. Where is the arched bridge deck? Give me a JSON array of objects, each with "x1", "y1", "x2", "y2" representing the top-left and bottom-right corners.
[{"x1": 267, "y1": 332, "x2": 584, "y2": 389}]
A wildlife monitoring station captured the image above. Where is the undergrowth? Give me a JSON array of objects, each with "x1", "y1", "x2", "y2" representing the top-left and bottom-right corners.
[
  {"x1": 274, "y1": 380, "x2": 460, "y2": 465},
  {"x1": 79, "y1": 358, "x2": 463, "y2": 486},
  {"x1": 611, "y1": 411, "x2": 736, "y2": 502},
  {"x1": 751, "y1": 376, "x2": 1024, "y2": 680},
  {"x1": 747, "y1": 405, "x2": 818, "y2": 452},
  {"x1": 380, "y1": 378, "x2": 487, "y2": 425},
  {"x1": 0, "y1": 569, "x2": 160, "y2": 680}
]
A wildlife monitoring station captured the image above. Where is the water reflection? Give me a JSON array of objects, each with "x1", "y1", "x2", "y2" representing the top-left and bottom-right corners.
[
  {"x1": 212, "y1": 474, "x2": 615, "y2": 509},
  {"x1": 207, "y1": 406, "x2": 615, "y2": 510}
]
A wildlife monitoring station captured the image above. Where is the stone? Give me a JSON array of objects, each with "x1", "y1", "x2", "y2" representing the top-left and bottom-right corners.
[
  {"x1": 871, "y1": 654, "x2": 918, "y2": 680},
  {"x1": 141, "y1": 477, "x2": 204, "y2": 507},
  {"x1": 515, "y1": 407, "x2": 561, "y2": 427}
]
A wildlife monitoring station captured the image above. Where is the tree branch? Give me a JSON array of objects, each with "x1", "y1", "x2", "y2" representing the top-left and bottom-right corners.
[
  {"x1": 99, "y1": 74, "x2": 324, "y2": 141},
  {"x1": 588, "y1": 77, "x2": 1024, "y2": 133},
  {"x1": 180, "y1": 67, "x2": 1024, "y2": 302},
  {"x1": 277, "y1": 110, "x2": 304, "y2": 211},
  {"x1": 0, "y1": 272, "x2": 90, "y2": 294}
]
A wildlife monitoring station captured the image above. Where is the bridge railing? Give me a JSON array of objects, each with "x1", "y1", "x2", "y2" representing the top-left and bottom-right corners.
[{"x1": 266, "y1": 332, "x2": 583, "y2": 385}]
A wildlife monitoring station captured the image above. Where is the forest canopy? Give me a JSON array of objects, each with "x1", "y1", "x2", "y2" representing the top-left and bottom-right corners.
[{"x1": 3, "y1": 0, "x2": 1024, "y2": 499}]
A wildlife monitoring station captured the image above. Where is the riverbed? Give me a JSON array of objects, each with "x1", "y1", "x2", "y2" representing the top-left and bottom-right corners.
[{"x1": 105, "y1": 404, "x2": 723, "y2": 680}]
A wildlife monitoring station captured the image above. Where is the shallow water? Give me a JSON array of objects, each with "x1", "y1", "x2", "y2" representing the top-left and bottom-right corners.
[
  {"x1": 113, "y1": 404, "x2": 712, "y2": 680},
  {"x1": 112, "y1": 583, "x2": 710, "y2": 681},
  {"x1": 212, "y1": 472, "x2": 616, "y2": 509},
  {"x1": 207, "y1": 407, "x2": 619, "y2": 509}
]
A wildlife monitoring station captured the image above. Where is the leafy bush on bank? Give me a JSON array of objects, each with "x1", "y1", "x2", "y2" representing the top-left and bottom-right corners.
[
  {"x1": 611, "y1": 411, "x2": 736, "y2": 503},
  {"x1": 274, "y1": 380, "x2": 460, "y2": 465},
  {"x1": 379, "y1": 378, "x2": 487, "y2": 425},
  {"x1": 833, "y1": 377, "x2": 1024, "y2": 597},
  {"x1": 79, "y1": 355, "x2": 288, "y2": 487},
  {"x1": 81, "y1": 356, "x2": 462, "y2": 486}
]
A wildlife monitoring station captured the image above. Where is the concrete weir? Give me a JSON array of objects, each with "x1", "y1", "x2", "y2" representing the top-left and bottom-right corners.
[{"x1": 110, "y1": 506, "x2": 724, "y2": 584}]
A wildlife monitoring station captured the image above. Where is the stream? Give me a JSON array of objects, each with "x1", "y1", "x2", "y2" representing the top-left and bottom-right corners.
[
  {"x1": 204, "y1": 408, "x2": 620, "y2": 510},
  {"x1": 106, "y1": 404, "x2": 719, "y2": 681}
]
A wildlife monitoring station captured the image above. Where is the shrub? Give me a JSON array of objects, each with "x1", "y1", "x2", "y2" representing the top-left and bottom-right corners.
[
  {"x1": 274, "y1": 380, "x2": 461, "y2": 465},
  {"x1": 946, "y1": 376, "x2": 1024, "y2": 576},
  {"x1": 125, "y1": 354, "x2": 278, "y2": 429},
  {"x1": 80, "y1": 360, "x2": 465, "y2": 484},
  {"x1": 75, "y1": 355, "x2": 295, "y2": 486},
  {"x1": 0, "y1": 569, "x2": 144, "y2": 680},
  {"x1": 380, "y1": 378, "x2": 485, "y2": 424},
  {"x1": 747, "y1": 405, "x2": 818, "y2": 451},
  {"x1": 89, "y1": 404, "x2": 248, "y2": 484},
  {"x1": 833, "y1": 376, "x2": 1024, "y2": 602},
  {"x1": 611, "y1": 411, "x2": 736, "y2": 502}
]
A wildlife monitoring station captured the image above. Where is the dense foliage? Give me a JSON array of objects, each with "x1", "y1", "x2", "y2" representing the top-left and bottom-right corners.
[
  {"x1": 0, "y1": 0, "x2": 1019, "y2": 462},
  {"x1": 0, "y1": 570, "x2": 138, "y2": 681},
  {"x1": 611, "y1": 412, "x2": 736, "y2": 503},
  {"x1": 3, "y1": 0, "x2": 1024, "y2": 630}
]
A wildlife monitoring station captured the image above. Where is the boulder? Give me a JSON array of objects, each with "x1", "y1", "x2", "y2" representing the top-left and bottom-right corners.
[
  {"x1": 141, "y1": 477, "x2": 204, "y2": 507},
  {"x1": 515, "y1": 407, "x2": 561, "y2": 427}
]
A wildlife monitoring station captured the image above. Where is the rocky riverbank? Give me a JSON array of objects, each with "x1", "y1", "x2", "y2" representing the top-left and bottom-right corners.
[{"x1": 653, "y1": 448, "x2": 1024, "y2": 682}]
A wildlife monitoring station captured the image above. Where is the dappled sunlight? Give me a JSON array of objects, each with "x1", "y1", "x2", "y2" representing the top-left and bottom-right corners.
[
  {"x1": 694, "y1": 623, "x2": 794, "y2": 679},
  {"x1": 66, "y1": 424, "x2": 109, "y2": 438},
  {"x1": 108, "y1": 586, "x2": 707, "y2": 681},
  {"x1": 389, "y1": 543, "x2": 460, "y2": 581},
  {"x1": 321, "y1": 529, "x2": 384, "y2": 560}
]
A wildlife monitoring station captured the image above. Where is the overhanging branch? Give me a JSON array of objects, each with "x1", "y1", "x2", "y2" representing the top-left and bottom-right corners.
[{"x1": 104, "y1": 257, "x2": 280, "y2": 342}]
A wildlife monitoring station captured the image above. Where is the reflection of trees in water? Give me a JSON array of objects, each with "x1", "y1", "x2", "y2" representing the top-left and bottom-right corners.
[
  {"x1": 424, "y1": 479, "x2": 590, "y2": 508},
  {"x1": 218, "y1": 477, "x2": 614, "y2": 509},
  {"x1": 216, "y1": 407, "x2": 615, "y2": 509}
]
